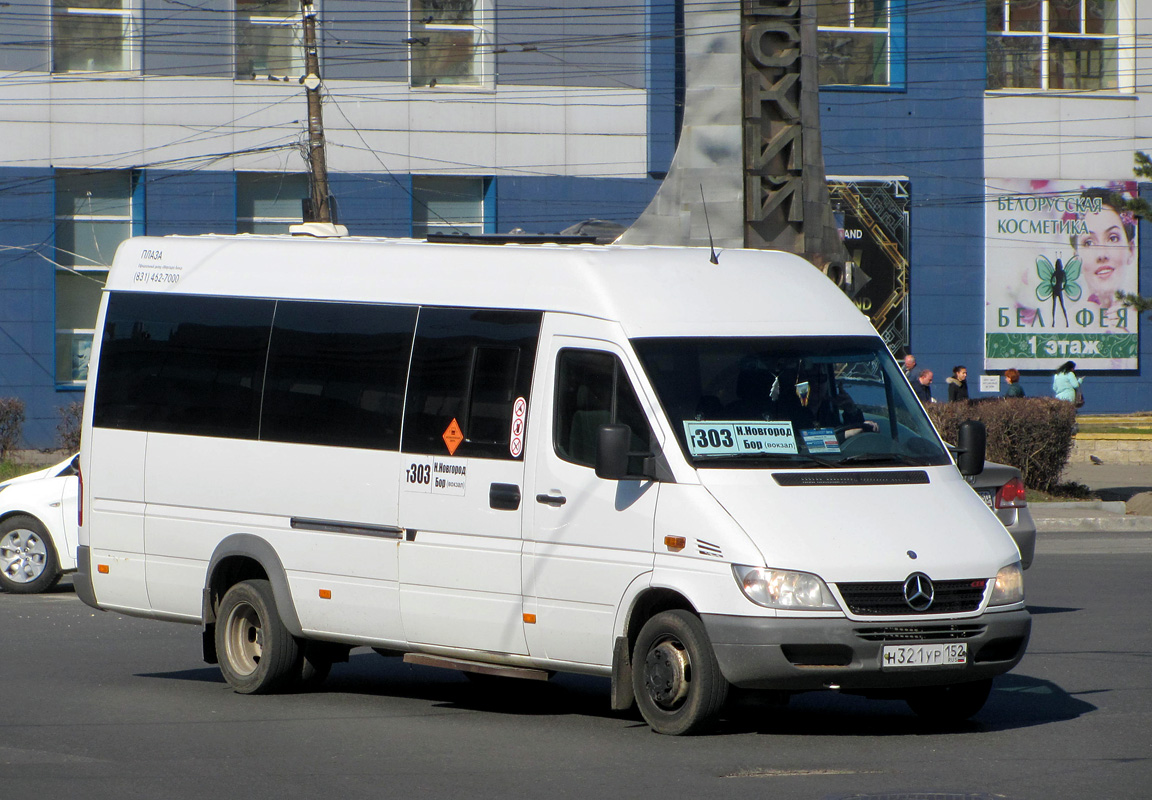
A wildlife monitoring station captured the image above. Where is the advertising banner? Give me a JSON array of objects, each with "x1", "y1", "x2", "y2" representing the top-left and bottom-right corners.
[
  {"x1": 985, "y1": 179, "x2": 1139, "y2": 371},
  {"x1": 829, "y1": 178, "x2": 910, "y2": 356}
]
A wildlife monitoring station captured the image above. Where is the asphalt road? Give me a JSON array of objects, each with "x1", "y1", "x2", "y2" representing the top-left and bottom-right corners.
[{"x1": 3, "y1": 532, "x2": 1150, "y2": 800}]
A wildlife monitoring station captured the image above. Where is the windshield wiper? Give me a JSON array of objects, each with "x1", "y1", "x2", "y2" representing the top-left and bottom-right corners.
[
  {"x1": 837, "y1": 452, "x2": 922, "y2": 466},
  {"x1": 695, "y1": 452, "x2": 838, "y2": 468}
]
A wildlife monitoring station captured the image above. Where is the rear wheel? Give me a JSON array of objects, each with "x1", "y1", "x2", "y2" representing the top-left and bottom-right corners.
[
  {"x1": 906, "y1": 679, "x2": 993, "y2": 722},
  {"x1": 215, "y1": 579, "x2": 301, "y2": 694},
  {"x1": 0, "y1": 515, "x2": 61, "y2": 594},
  {"x1": 632, "y1": 610, "x2": 729, "y2": 735}
]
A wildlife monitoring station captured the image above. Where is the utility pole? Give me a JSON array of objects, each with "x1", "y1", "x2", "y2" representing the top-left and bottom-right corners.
[{"x1": 301, "y1": 0, "x2": 331, "y2": 223}]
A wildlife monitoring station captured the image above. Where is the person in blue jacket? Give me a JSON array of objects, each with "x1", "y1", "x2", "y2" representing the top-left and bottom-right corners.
[{"x1": 1052, "y1": 360, "x2": 1083, "y2": 404}]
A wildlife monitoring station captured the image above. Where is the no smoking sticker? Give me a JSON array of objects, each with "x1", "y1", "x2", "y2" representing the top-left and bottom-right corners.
[{"x1": 509, "y1": 396, "x2": 526, "y2": 457}]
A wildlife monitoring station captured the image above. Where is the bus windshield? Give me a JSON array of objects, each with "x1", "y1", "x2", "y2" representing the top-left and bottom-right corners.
[{"x1": 633, "y1": 336, "x2": 951, "y2": 468}]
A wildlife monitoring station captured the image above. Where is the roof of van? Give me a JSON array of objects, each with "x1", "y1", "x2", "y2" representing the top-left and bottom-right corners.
[{"x1": 109, "y1": 234, "x2": 877, "y2": 339}]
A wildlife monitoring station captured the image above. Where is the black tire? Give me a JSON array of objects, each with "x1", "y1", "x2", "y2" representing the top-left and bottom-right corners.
[
  {"x1": 0, "y1": 515, "x2": 62, "y2": 594},
  {"x1": 215, "y1": 579, "x2": 302, "y2": 694},
  {"x1": 632, "y1": 610, "x2": 729, "y2": 735},
  {"x1": 906, "y1": 678, "x2": 993, "y2": 722}
]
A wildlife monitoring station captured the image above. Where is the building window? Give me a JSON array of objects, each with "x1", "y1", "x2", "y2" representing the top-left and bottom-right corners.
[
  {"x1": 52, "y1": 0, "x2": 136, "y2": 73},
  {"x1": 412, "y1": 176, "x2": 486, "y2": 238},
  {"x1": 236, "y1": 0, "x2": 304, "y2": 79},
  {"x1": 409, "y1": 0, "x2": 489, "y2": 88},
  {"x1": 817, "y1": 0, "x2": 894, "y2": 86},
  {"x1": 987, "y1": 0, "x2": 1123, "y2": 91},
  {"x1": 55, "y1": 170, "x2": 135, "y2": 385},
  {"x1": 237, "y1": 173, "x2": 309, "y2": 233}
]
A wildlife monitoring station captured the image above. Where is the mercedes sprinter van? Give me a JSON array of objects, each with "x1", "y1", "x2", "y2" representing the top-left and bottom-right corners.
[{"x1": 76, "y1": 235, "x2": 1030, "y2": 734}]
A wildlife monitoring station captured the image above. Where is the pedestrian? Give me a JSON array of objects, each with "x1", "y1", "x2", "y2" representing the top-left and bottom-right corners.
[
  {"x1": 946, "y1": 365, "x2": 969, "y2": 402},
  {"x1": 1003, "y1": 368, "x2": 1025, "y2": 397},
  {"x1": 913, "y1": 368, "x2": 934, "y2": 404},
  {"x1": 1053, "y1": 360, "x2": 1084, "y2": 406},
  {"x1": 902, "y1": 353, "x2": 917, "y2": 377}
]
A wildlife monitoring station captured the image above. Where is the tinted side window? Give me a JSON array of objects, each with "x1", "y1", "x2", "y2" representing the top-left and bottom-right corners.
[
  {"x1": 555, "y1": 349, "x2": 653, "y2": 471},
  {"x1": 93, "y1": 292, "x2": 274, "y2": 438},
  {"x1": 402, "y1": 308, "x2": 541, "y2": 459},
  {"x1": 261, "y1": 301, "x2": 418, "y2": 450}
]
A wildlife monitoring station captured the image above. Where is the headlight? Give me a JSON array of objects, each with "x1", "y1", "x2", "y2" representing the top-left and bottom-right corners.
[
  {"x1": 989, "y1": 562, "x2": 1025, "y2": 606},
  {"x1": 732, "y1": 565, "x2": 839, "y2": 610}
]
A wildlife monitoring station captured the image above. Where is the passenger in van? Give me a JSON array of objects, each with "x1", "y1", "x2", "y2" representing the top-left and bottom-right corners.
[
  {"x1": 834, "y1": 393, "x2": 880, "y2": 439},
  {"x1": 725, "y1": 360, "x2": 777, "y2": 420}
]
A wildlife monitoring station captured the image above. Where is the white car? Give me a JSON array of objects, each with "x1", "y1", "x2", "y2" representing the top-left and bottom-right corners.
[{"x1": 0, "y1": 455, "x2": 79, "y2": 593}]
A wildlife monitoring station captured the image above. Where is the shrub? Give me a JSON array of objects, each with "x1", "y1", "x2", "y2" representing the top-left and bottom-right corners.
[
  {"x1": 926, "y1": 397, "x2": 1077, "y2": 493},
  {"x1": 0, "y1": 397, "x2": 25, "y2": 460},
  {"x1": 57, "y1": 400, "x2": 83, "y2": 453}
]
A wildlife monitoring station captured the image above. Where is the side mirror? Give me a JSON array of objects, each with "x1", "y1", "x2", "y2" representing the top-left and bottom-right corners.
[
  {"x1": 595, "y1": 424, "x2": 631, "y2": 480},
  {"x1": 956, "y1": 419, "x2": 986, "y2": 477}
]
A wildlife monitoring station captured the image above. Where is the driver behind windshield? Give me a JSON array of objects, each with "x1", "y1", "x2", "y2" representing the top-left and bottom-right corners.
[{"x1": 779, "y1": 364, "x2": 878, "y2": 443}]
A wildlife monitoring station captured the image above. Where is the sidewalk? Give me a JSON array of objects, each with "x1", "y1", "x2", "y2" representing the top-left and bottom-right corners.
[{"x1": 1029, "y1": 461, "x2": 1152, "y2": 533}]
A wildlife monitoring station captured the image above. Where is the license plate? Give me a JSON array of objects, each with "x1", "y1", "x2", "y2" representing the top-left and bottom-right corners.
[
  {"x1": 977, "y1": 490, "x2": 994, "y2": 508},
  {"x1": 882, "y1": 643, "x2": 967, "y2": 668}
]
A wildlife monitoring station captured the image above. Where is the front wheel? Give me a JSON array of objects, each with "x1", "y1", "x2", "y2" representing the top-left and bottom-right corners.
[
  {"x1": 0, "y1": 515, "x2": 61, "y2": 594},
  {"x1": 632, "y1": 610, "x2": 729, "y2": 735},
  {"x1": 906, "y1": 678, "x2": 993, "y2": 723},
  {"x1": 215, "y1": 579, "x2": 301, "y2": 694}
]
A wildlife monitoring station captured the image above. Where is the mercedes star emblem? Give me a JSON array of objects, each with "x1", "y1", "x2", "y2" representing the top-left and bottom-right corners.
[{"x1": 903, "y1": 572, "x2": 935, "y2": 611}]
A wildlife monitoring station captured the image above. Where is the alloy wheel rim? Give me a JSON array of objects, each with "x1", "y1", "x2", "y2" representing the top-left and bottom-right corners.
[{"x1": 0, "y1": 529, "x2": 47, "y2": 584}]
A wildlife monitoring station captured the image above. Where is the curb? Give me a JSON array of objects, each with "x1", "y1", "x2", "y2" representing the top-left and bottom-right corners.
[
  {"x1": 1032, "y1": 500, "x2": 1128, "y2": 513},
  {"x1": 1031, "y1": 498, "x2": 1152, "y2": 533},
  {"x1": 1033, "y1": 514, "x2": 1152, "y2": 534}
]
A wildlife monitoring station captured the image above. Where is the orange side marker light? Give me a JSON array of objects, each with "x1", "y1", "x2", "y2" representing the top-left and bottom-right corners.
[
  {"x1": 664, "y1": 536, "x2": 686, "y2": 551},
  {"x1": 319, "y1": 589, "x2": 332, "y2": 600}
]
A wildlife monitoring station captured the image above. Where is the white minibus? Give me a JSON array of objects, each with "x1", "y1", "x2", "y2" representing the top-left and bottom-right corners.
[{"x1": 76, "y1": 234, "x2": 1030, "y2": 735}]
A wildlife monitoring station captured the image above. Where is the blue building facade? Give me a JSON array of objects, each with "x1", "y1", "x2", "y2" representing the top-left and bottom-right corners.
[
  {"x1": 0, "y1": 0, "x2": 1148, "y2": 447},
  {"x1": 821, "y1": 0, "x2": 1150, "y2": 407}
]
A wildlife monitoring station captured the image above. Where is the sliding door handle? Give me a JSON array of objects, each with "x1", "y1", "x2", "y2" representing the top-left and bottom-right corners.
[
  {"x1": 535, "y1": 493, "x2": 567, "y2": 507},
  {"x1": 490, "y1": 483, "x2": 521, "y2": 511}
]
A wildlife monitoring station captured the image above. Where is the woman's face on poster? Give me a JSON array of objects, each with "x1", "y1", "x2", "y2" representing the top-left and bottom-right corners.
[{"x1": 1076, "y1": 206, "x2": 1134, "y2": 301}]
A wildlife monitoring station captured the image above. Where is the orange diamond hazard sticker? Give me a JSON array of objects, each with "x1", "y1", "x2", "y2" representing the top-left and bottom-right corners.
[{"x1": 442, "y1": 418, "x2": 464, "y2": 455}]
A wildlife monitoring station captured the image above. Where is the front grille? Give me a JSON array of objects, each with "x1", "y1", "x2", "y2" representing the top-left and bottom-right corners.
[
  {"x1": 855, "y1": 624, "x2": 987, "y2": 642},
  {"x1": 836, "y1": 578, "x2": 988, "y2": 616}
]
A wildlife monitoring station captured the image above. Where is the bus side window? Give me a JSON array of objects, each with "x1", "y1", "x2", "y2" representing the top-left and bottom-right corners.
[
  {"x1": 92, "y1": 292, "x2": 274, "y2": 439},
  {"x1": 401, "y1": 308, "x2": 541, "y2": 460},
  {"x1": 260, "y1": 301, "x2": 417, "y2": 450}
]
